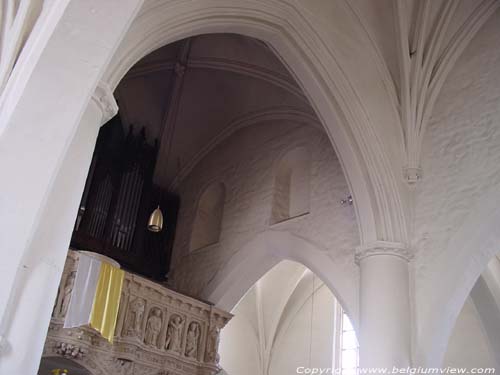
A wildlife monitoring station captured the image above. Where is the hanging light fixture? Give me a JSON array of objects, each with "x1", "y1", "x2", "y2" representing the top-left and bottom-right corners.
[{"x1": 148, "y1": 206, "x2": 164, "y2": 232}]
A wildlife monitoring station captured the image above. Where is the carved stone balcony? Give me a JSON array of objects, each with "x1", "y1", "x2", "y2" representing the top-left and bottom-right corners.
[{"x1": 42, "y1": 250, "x2": 231, "y2": 375}]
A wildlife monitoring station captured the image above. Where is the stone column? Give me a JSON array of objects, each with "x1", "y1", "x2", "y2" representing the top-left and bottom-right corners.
[
  {"x1": 0, "y1": 1, "x2": 143, "y2": 372},
  {"x1": 356, "y1": 241, "x2": 412, "y2": 369},
  {"x1": 0, "y1": 85, "x2": 117, "y2": 374}
]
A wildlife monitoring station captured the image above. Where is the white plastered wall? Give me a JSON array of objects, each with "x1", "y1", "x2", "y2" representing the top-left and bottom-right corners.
[
  {"x1": 413, "y1": 11, "x2": 500, "y2": 365},
  {"x1": 169, "y1": 121, "x2": 359, "y2": 319}
]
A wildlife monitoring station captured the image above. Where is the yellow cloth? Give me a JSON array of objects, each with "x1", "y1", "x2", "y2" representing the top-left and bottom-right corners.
[{"x1": 89, "y1": 262, "x2": 124, "y2": 343}]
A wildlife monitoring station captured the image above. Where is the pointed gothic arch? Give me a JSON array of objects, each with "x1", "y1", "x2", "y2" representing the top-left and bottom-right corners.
[
  {"x1": 201, "y1": 230, "x2": 358, "y2": 328},
  {"x1": 103, "y1": 1, "x2": 405, "y2": 245}
]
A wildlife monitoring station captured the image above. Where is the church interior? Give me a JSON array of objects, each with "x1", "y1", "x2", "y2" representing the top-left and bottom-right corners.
[{"x1": 1, "y1": 1, "x2": 500, "y2": 374}]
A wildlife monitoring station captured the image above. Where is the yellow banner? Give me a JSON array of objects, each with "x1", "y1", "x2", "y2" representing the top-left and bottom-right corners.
[{"x1": 90, "y1": 262, "x2": 124, "y2": 343}]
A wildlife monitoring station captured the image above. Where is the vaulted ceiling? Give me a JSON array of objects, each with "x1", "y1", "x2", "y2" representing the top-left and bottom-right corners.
[
  {"x1": 109, "y1": 0, "x2": 500, "y2": 244},
  {"x1": 115, "y1": 34, "x2": 316, "y2": 190},
  {"x1": 112, "y1": 1, "x2": 500, "y2": 191},
  {"x1": 347, "y1": 0, "x2": 499, "y2": 180}
]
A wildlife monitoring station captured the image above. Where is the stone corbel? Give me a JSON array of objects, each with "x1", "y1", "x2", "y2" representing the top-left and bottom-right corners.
[
  {"x1": 403, "y1": 166, "x2": 423, "y2": 185},
  {"x1": 91, "y1": 81, "x2": 118, "y2": 124},
  {"x1": 355, "y1": 241, "x2": 413, "y2": 265}
]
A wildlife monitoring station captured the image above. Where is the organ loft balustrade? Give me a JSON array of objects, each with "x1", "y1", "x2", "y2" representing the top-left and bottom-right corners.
[{"x1": 42, "y1": 250, "x2": 232, "y2": 375}]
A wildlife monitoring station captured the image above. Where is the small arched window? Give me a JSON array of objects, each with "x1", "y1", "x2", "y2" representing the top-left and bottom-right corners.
[
  {"x1": 190, "y1": 182, "x2": 226, "y2": 251},
  {"x1": 271, "y1": 147, "x2": 310, "y2": 224}
]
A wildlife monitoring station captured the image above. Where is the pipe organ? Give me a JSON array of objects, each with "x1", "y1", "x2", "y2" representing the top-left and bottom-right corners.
[{"x1": 72, "y1": 116, "x2": 179, "y2": 280}]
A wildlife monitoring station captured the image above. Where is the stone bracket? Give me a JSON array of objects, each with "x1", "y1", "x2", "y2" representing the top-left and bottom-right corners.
[
  {"x1": 91, "y1": 82, "x2": 118, "y2": 124},
  {"x1": 403, "y1": 166, "x2": 423, "y2": 185}
]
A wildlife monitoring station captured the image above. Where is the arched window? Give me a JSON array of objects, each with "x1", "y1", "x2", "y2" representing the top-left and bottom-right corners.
[
  {"x1": 190, "y1": 182, "x2": 226, "y2": 251},
  {"x1": 271, "y1": 147, "x2": 310, "y2": 224},
  {"x1": 339, "y1": 311, "x2": 359, "y2": 375}
]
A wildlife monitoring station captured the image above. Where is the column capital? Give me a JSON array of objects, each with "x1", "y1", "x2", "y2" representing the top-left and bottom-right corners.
[
  {"x1": 355, "y1": 241, "x2": 412, "y2": 264},
  {"x1": 91, "y1": 81, "x2": 118, "y2": 124},
  {"x1": 403, "y1": 166, "x2": 423, "y2": 185}
]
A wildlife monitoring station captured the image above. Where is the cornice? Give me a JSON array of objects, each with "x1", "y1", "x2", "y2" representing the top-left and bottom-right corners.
[
  {"x1": 91, "y1": 82, "x2": 118, "y2": 124},
  {"x1": 355, "y1": 241, "x2": 412, "y2": 264}
]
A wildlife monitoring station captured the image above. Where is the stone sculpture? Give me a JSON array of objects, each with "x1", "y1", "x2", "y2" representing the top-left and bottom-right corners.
[
  {"x1": 59, "y1": 272, "x2": 75, "y2": 316},
  {"x1": 55, "y1": 341, "x2": 85, "y2": 359},
  {"x1": 124, "y1": 297, "x2": 145, "y2": 336},
  {"x1": 144, "y1": 308, "x2": 162, "y2": 346},
  {"x1": 185, "y1": 322, "x2": 200, "y2": 359},
  {"x1": 205, "y1": 326, "x2": 220, "y2": 363},
  {"x1": 165, "y1": 314, "x2": 184, "y2": 352},
  {"x1": 44, "y1": 251, "x2": 232, "y2": 375}
]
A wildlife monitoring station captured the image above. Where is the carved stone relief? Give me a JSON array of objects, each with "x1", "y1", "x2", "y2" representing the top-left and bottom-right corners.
[
  {"x1": 144, "y1": 307, "x2": 163, "y2": 347},
  {"x1": 184, "y1": 321, "x2": 201, "y2": 360},
  {"x1": 205, "y1": 326, "x2": 220, "y2": 364},
  {"x1": 42, "y1": 250, "x2": 231, "y2": 375},
  {"x1": 123, "y1": 297, "x2": 146, "y2": 337},
  {"x1": 205, "y1": 314, "x2": 225, "y2": 364},
  {"x1": 55, "y1": 341, "x2": 86, "y2": 359},
  {"x1": 59, "y1": 271, "x2": 76, "y2": 317},
  {"x1": 165, "y1": 314, "x2": 184, "y2": 353}
]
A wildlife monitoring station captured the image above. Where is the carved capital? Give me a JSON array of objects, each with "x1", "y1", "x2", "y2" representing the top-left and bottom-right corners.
[
  {"x1": 355, "y1": 241, "x2": 412, "y2": 264},
  {"x1": 403, "y1": 166, "x2": 423, "y2": 185},
  {"x1": 92, "y1": 82, "x2": 118, "y2": 124}
]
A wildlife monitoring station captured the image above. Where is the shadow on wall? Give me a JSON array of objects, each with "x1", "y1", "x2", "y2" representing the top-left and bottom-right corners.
[
  {"x1": 443, "y1": 254, "x2": 500, "y2": 368},
  {"x1": 417, "y1": 183, "x2": 500, "y2": 367}
]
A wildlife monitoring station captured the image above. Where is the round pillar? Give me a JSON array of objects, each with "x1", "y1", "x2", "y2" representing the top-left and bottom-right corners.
[{"x1": 356, "y1": 241, "x2": 412, "y2": 369}]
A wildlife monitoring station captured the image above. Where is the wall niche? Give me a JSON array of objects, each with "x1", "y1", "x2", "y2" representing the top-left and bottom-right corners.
[{"x1": 270, "y1": 147, "x2": 310, "y2": 224}]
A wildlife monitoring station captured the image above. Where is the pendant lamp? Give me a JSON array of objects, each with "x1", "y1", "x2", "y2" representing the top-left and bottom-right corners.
[{"x1": 148, "y1": 206, "x2": 164, "y2": 232}]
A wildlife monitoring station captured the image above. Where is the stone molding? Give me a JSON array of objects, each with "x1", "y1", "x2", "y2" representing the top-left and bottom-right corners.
[
  {"x1": 168, "y1": 107, "x2": 320, "y2": 190},
  {"x1": 355, "y1": 241, "x2": 412, "y2": 264},
  {"x1": 91, "y1": 82, "x2": 119, "y2": 124},
  {"x1": 0, "y1": 1, "x2": 43, "y2": 96},
  {"x1": 103, "y1": 0, "x2": 413, "y2": 245},
  {"x1": 122, "y1": 57, "x2": 304, "y2": 100},
  {"x1": 45, "y1": 250, "x2": 232, "y2": 375},
  {"x1": 395, "y1": 0, "x2": 500, "y2": 185}
]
